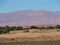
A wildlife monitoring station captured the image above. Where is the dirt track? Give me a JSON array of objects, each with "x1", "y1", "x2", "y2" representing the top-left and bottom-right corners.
[{"x1": 0, "y1": 40, "x2": 60, "y2": 45}]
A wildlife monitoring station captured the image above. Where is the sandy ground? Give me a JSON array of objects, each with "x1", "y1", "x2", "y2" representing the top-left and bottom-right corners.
[{"x1": 0, "y1": 29, "x2": 60, "y2": 42}]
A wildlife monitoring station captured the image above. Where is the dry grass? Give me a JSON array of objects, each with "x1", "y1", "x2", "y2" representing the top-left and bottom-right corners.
[{"x1": 0, "y1": 29, "x2": 60, "y2": 42}]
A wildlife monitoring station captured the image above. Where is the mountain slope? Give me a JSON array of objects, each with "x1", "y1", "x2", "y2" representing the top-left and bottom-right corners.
[{"x1": 0, "y1": 10, "x2": 60, "y2": 26}]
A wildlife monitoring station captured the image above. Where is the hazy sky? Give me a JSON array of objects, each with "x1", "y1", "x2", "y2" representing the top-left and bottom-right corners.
[{"x1": 0, "y1": 0, "x2": 60, "y2": 13}]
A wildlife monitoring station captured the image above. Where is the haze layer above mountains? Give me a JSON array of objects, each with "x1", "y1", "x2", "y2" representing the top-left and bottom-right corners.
[{"x1": 0, "y1": 10, "x2": 60, "y2": 26}]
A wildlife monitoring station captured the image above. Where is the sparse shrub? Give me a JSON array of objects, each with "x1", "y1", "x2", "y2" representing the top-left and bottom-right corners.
[
  {"x1": 57, "y1": 29, "x2": 60, "y2": 32},
  {"x1": 16, "y1": 26, "x2": 23, "y2": 30},
  {"x1": 47, "y1": 26, "x2": 54, "y2": 29},
  {"x1": 39, "y1": 26, "x2": 45, "y2": 30},
  {"x1": 0, "y1": 30, "x2": 2, "y2": 34},
  {"x1": 55, "y1": 25, "x2": 60, "y2": 29},
  {"x1": 30, "y1": 26, "x2": 39, "y2": 29},
  {"x1": 24, "y1": 30, "x2": 29, "y2": 33},
  {"x1": 10, "y1": 38, "x2": 15, "y2": 41},
  {"x1": 10, "y1": 26, "x2": 17, "y2": 31}
]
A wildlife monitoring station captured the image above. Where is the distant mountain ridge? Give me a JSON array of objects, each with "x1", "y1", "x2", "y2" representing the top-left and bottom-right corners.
[{"x1": 0, "y1": 10, "x2": 60, "y2": 26}]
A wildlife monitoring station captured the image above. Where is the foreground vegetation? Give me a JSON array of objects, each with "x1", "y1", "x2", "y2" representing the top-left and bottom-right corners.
[
  {"x1": 0, "y1": 25, "x2": 60, "y2": 34},
  {"x1": 0, "y1": 29, "x2": 60, "y2": 43}
]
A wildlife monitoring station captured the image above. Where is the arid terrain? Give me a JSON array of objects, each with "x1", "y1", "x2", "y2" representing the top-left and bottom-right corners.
[
  {"x1": 0, "y1": 29, "x2": 60, "y2": 42},
  {"x1": 0, "y1": 29, "x2": 60, "y2": 45}
]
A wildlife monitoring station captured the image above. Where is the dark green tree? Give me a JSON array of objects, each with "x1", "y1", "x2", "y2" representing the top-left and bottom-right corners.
[
  {"x1": 47, "y1": 26, "x2": 54, "y2": 29},
  {"x1": 55, "y1": 25, "x2": 60, "y2": 29},
  {"x1": 30, "y1": 26, "x2": 39, "y2": 29},
  {"x1": 16, "y1": 26, "x2": 23, "y2": 30}
]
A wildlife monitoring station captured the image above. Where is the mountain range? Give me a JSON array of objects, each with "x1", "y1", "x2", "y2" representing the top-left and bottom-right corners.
[{"x1": 0, "y1": 10, "x2": 60, "y2": 26}]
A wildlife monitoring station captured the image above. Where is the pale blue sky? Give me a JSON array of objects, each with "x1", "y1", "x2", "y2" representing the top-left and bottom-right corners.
[{"x1": 0, "y1": 0, "x2": 60, "y2": 13}]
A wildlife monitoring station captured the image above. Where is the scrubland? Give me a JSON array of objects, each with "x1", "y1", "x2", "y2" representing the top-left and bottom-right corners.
[{"x1": 0, "y1": 29, "x2": 60, "y2": 43}]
